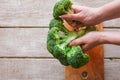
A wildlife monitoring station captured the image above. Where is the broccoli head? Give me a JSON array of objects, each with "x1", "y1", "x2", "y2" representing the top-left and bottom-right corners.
[
  {"x1": 47, "y1": 0, "x2": 98, "y2": 68},
  {"x1": 53, "y1": 0, "x2": 73, "y2": 19}
]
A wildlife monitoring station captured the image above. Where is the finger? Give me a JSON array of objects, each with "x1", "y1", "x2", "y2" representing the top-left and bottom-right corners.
[
  {"x1": 60, "y1": 14, "x2": 79, "y2": 21},
  {"x1": 81, "y1": 44, "x2": 88, "y2": 52},
  {"x1": 69, "y1": 38, "x2": 84, "y2": 46},
  {"x1": 68, "y1": 21, "x2": 84, "y2": 30},
  {"x1": 66, "y1": 21, "x2": 84, "y2": 31},
  {"x1": 71, "y1": 22, "x2": 77, "y2": 28},
  {"x1": 66, "y1": 20, "x2": 73, "y2": 25},
  {"x1": 82, "y1": 44, "x2": 96, "y2": 52},
  {"x1": 74, "y1": 24, "x2": 85, "y2": 31},
  {"x1": 65, "y1": 20, "x2": 77, "y2": 30},
  {"x1": 71, "y1": 5, "x2": 82, "y2": 13}
]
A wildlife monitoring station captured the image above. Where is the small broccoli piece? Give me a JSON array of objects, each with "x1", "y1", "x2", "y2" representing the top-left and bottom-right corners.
[
  {"x1": 67, "y1": 46, "x2": 89, "y2": 68},
  {"x1": 47, "y1": 28, "x2": 57, "y2": 53},
  {"x1": 49, "y1": 19, "x2": 63, "y2": 29},
  {"x1": 53, "y1": 0, "x2": 73, "y2": 19},
  {"x1": 85, "y1": 26, "x2": 98, "y2": 33}
]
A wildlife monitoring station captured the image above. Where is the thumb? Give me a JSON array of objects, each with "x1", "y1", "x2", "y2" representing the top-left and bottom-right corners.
[
  {"x1": 60, "y1": 14, "x2": 79, "y2": 21},
  {"x1": 69, "y1": 38, "x2": 84, "y2": 46}
]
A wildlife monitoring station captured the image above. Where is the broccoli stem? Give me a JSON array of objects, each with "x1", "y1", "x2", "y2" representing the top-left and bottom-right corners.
[
  {"x1": 59, "y1": 29, "x2": 86, "y2": 49},
  {"x1": 60, "y1": 32, "x2": 78, "y2": 49},
  {"x1": 76, "y1": 29, "x2": 86, "y2": 37},
  {"x1": 67, "y1": 8, "x2": 74, "y2": 14}
]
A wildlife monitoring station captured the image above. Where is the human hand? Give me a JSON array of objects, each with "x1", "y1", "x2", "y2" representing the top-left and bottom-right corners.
[
  {"x1": 69, "y1": 31, "x2": 102, "y2": 52},
  {"x1": 61, "y1": 5, "x2": 102, "y2": 29}
]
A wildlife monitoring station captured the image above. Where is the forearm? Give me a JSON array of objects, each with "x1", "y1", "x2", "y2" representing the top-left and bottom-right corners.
[
  {"x1": 98, "y1": 0, "x2": 120, "y2": 22},
  {"x1": 100, "y1": 31, "x2": 120, "y2": 45}
]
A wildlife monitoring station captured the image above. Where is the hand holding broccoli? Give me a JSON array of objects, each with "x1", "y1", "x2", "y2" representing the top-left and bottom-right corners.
[
  {"x1": 69, "y1": 31, "x2": 102, "y2": 52},
  {"x1": 61, "y1": 5, "x2": 102, "y2": 29}
]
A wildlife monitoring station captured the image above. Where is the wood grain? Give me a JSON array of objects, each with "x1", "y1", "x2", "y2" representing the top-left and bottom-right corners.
[
  {"x1": 0, "y1": 28, "x2": 119, "y2": 58},
  {"x1": 0, "y1": 28, "x2": 52, "y2": 57},
  {"x1": 0, "y1": 0, "x2": 119, "y2": 80},
  {"x1": 104, "y1": 59, "x2": 120, "y2": 80},
  {"x1": 0, "y1": 59, "x2": 64, "y2": 80},
  {"x1": 0, "y1": 0, "x2": 119, "y2": 27},
  {"x1": 0, "y1": 59, "x2": 119, "y2": 80}
]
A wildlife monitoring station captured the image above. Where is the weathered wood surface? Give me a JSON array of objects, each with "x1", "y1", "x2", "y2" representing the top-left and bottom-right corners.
[
  {"x1": 0, "y1": 28, "x2": 119, "y2": 58},
  {"x1": 104, "y1": 59, "x2": 120, "y2": 80},
  {"x1": 0, "y1": 0, "x2": 119, "y2": 80},
  {"x1": 0, "y1": 59, "x2": 119, "y2": 80},
  {"x1": 0, "y1": 0, "x2": 119, "y2": 27},
  {"x1": 0, "y1": 59, "x2": 64, "y2": 80},
  {"x1": 0, "y1": 28, "x2": 51, "y2": 57}
]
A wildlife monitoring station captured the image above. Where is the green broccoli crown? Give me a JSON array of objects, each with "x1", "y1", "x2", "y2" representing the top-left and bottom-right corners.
[
  {"x1": 67, "y1": 46, "x2": 89, "y2": 68},
  {"x1": 53, "y1": 0, "x2": 73, "y2": 19},
  {"x1": 47, "y1": 0, "x2": 98, "y2": 68}
]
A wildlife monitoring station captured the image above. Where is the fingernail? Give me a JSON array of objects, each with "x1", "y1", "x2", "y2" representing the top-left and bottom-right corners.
[
  {"x1": 69, "y1": 42, "x2": 73, "y2": 46},
  {"x1": 59, "y1": 16, "x2": 62, "y2": 18}
]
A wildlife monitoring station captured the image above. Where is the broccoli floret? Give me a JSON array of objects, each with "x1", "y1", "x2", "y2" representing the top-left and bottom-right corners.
[
  {"x1": 49, "y1": 19, "x2": 63, "y2": 29},
  {"x1": 67, "y1": 46, "x2": 89, "y2": 68},
  {"x1": 53, "y1": 0, "x2": 73, "y2": 19},
  {"x1": 47, "y1": 0, "x2": 98, "y2": 68},
  {"x1": 47, "y1": 28, "x2": 57, "y2": 53}
]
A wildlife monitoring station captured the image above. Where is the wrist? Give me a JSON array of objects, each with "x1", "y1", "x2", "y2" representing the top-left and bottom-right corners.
[
  {"x1": 99, "y1": 31, "x2": 112, "y2": 44},
  {"x1": 89, "y1": 31, "x2": 106, "y2": 45},
  {"x1": 91, "y1": 7, "x2": 106, "y2": 25},
  {"x1": 99, "y1": 32, "x2": 108, "y2": 44},
  {"x1": 96, "y1": 7, "x2": 106, "y2": 23},
  {"x1": 100, "y1": 31, "x2": 120, "y2": 45}
]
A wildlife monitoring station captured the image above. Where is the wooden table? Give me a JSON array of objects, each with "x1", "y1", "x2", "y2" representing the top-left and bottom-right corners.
[{"x1": 0, "y1": 0, "x2": 119, "y2": 80}]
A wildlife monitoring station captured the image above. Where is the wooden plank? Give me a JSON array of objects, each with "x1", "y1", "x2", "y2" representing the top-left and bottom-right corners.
[
  {"x1": 0, "y1": 0, "x2": 119, "y2": 27},
  {"x1": 0, "y1": 28, "x2": 51, "y2": 57},
  {"x1": 0, "y1": 0, "x2": 55, "y2": 27},
  {"x1": 0, "y1": 59, "x2": 64, "y2": 80},
  {"x1": 104, "y1": 19, "x2": 120, "y2": 28},
  {"x1": 104, "y1": 44, "x2": 120, "y2": 58},
  {"x1": 0, "y1": 59, "x2": 119, "y2": 80},
  {"x1": 104, "y1": 59, "x2": 120, "y2": 80},
  {"x1": 0, "y1": 28, "x2": 119, "y2": 58}
]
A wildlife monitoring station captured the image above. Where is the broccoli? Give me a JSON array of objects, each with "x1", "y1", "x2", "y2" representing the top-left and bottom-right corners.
[
  {"x1": 53, "y1": 0, "x2": 73, "y2": 19},
  {"x1": 67, "y1": 46, "x2": 89, "y2": 68},
  {"x1": 49, "y1": 19, "x2": 63, "y2": 29},
  {"x1": 47, "y1": 0, "x2": 98, "y2": 68}
]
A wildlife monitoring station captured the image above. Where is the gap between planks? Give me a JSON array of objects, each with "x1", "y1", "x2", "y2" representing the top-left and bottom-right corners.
[
  {"x1": 0, "y1": 57, "x2": 119, "y2": 60},
  {"x1": 0, "y1": 26, "x2": 120, "y2": 29},
  {"x1": 0, "y1": 57, "x2": 55, "y2": 59},
  {"x1": 0, "y1": 26, "x2": 48, "y2": 28}
]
